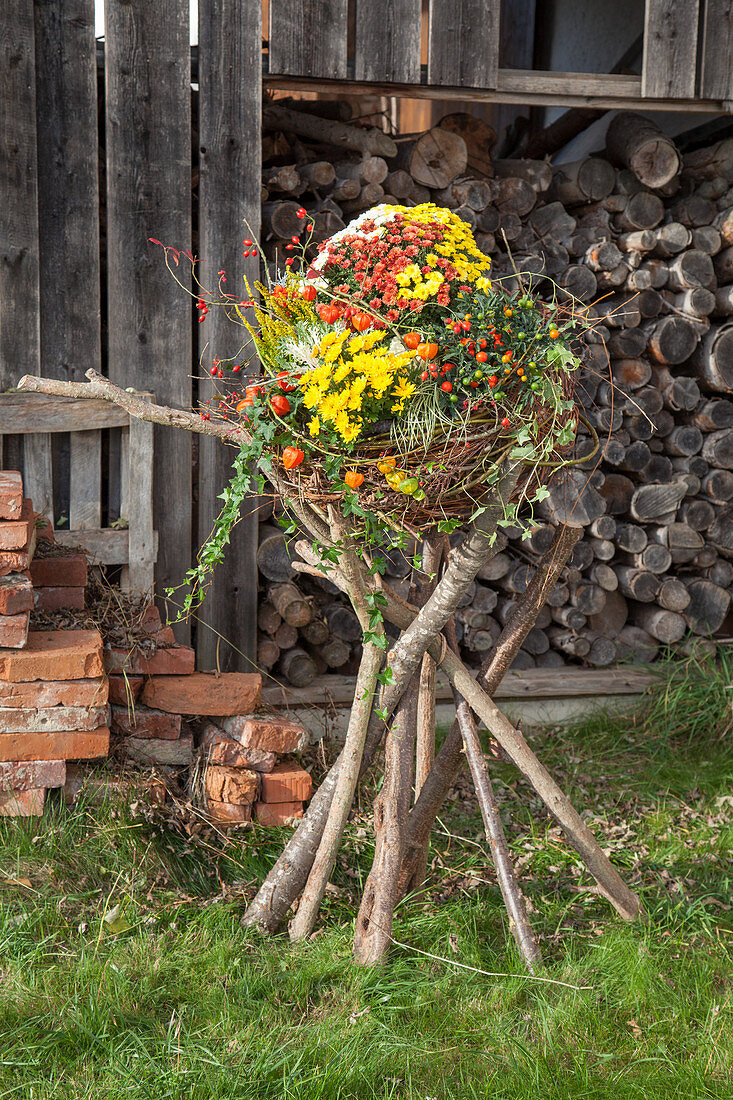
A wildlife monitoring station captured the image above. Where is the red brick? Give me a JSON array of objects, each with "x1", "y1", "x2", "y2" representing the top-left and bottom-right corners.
[
  {"x1": 207, "y1": 799, "x2": 252, "y2": 826},
  {"x1": 0, "y1": 525, "x2": 36, "y2": 577},
  {"x1": 254, "y1": 801, "x2": 303, "y2": 826},
  {"x1": 33, "y1": 587, "x2": 85, "y2": 612},
  {"x1": 0, "y1": 472, "x2": 23, "y2": 521},
  {"x1": 0, "y1": 727, "x2": 110, "y2": 762},
  {"x1": 0, "y1": 788, "x2": 46, "y2": 817},
  {"x1": 0, "y1": 704, "x2": 108, "y2": 734},
  {"x1": 141, "y1": 671, "x2": 261, "y2": 715},
  {"x1": 204, "y1": 765, "x2": 258, "y2": 805},
  {"x1": 0, "y1": 759, "x2": 65, "y2": 792},
  {"x1": 198, "y1": 721, "x2": 276, "y2": 772},
  {"x1": 104, "y1": 644, "x2": 195, "y2": 677},
  {"x1": 0, "y1": 630, "x2": 103, "y2": 682},
  {"x1": 0, "y1": 612, "x2": 30, "y2": 649},
  {"x1": 108, "y1": 675, "x2": 144, "y2": 705},
  {"x1": 123, "y1": 733, "x2": 193, "y2": 767},
  {"x1": 0, "y1": 573, "x2": 33, "y2": 616},
  {"x1": 111, "y1": 704, "x2": 181, "y2": 740},
  {"x1": 260, "y1": 763, "x2": 312, "y2": 804},
  {"x1": 0, "y1": 677, "x2": 108, "y2": 708},
  {"x1": 30, "y1": 549, "x2": 87, "y2": 588},
  {"x1": 219, "y1": 713, "x2": 307, "y2": 753},
  {"x1": 141, "y1": 603, "x2": 162, "y2": 630},
  {"x1": 0, "y1": 500, "x2": 34, "y2": 551},
  {"x1": 34, "y1": 516, "x2": 54, "y2": 540}
]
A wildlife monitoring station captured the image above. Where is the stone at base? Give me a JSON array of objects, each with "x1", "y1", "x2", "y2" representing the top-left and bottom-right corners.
[
  {"x1": 0, "y1": 759, "x2": 65, "y2": 792},
  {"x1": 254, "y1": 801, "x2": 304, "y2": 826},
  {"x1": 204, "y1": 765, "x2": 258, "y2": 805},
  {"x1": 0, "y1": 612, "x2": 30, "y2": 649},
  {"x1": 0, "y1": 788, "x2": 46, "y2": 816},
  {"x1": 207, "y1": 799, "x2": 252, "y2": 826}
]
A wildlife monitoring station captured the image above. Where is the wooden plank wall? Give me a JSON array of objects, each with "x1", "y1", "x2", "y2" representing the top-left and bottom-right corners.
[
  {"x1": 197, "y1": 0, "x2": 262, "y2": 670},
  {"x1": 105, "y1": 0, "x2": 192, "y2": 640},
  {"x1": 642, "y1": 0, "x2": 700, "y2": 99}
]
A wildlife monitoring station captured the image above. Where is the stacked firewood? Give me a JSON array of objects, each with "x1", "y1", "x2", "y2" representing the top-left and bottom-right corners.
[{"x1": 257, "y1": 105, "x2": 733, "y2": 676}]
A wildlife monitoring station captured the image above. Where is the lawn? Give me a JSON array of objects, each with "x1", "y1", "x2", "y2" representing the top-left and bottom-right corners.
[{"x1": 1, "y1": 651, "x2": 733, "y2": 1099}]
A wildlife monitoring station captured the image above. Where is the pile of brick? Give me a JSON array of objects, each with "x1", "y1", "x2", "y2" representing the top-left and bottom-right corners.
[
  {"x1": 198, "y1": 711, "x2": 312, "y2": 826},
  {"x1": 0, "y1": 470, "x2": 110, "y2": 816}
]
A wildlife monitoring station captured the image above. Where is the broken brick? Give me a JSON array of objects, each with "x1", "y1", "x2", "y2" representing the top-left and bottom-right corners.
[
  {"x1": 30, "y1": 550, "x2": 87, "y2": 588},
  {"x1": 33, "y1": 587, "x2": 86, "y2": 612},
  {"x1": 0, "y1": 677, "x2": 108, "y2": 708},
  {"x1": 123, "y1": 734, "x2": 193, "y2": 767},
  {"x1": 198, "y1": 721, "x2": 276, "y2": 772},
  {"x1": 0, "y1": 499, "x2": 34, "y2": 551},
  {"x1": 0, "y1": 630, "x2": 103, "y2": 682},
  {"x1": 111, "y1": 704, "x2": 181, "y2": 740},
  {"x1": 0, "y1": 759, "x2": 65, "y2": 792},
  {"x1": 0, "y1": 525, "x2": 36, "y2": 577},
  {"x1": 219, "y1": 713, "x2": 307, "y2": 754},
  {"x1": 108, "y1": 675, "x2": 144, "y2": 706},
  {"x1": 260, "y1": 763, "x2": 312, "y2": 804},
  {"x1": 0, "y1": 788, "x2": 46, "y2": 817},
  {"x1": 140, "y1": 671, "x2": 261, "y2": 715},
  {"x1": 207, "y1": 799, "x2": 252, "y2": 826},
  {"x1": 204, "y1": 765, "x2": 258, "y2": 805},
  {"x1": 104, "y1": 644, "x2": 195, "y2": 677},
  {"x1": 0, "y1": 612, "x2": 30, "y2": 649},
  {"x1": 0, "y1": 728, "x2": 110, "y2": 762},
  {"x1": 0, "y1": 472, "x2": 23, "y2": 521},
  {"x1": 0, "y1": 573, "x2": 33, "y2": 616},
  {"x1": 254, "y1": 801, "x2": 303, "y2": 826}
]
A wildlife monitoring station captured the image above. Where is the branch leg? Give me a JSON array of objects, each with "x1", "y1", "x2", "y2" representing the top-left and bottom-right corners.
[{"x1": 353, "y1": 673, "x2": 419, "y2": 965}]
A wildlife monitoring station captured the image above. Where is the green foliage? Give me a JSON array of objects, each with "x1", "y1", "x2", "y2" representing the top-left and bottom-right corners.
[{"x1": 1, "y1": 657, "x2": 733, "y2": 1097}]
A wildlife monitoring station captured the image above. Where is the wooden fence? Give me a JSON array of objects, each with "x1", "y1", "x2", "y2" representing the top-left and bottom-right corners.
[{"x1": 1, "y1": 0, "x2": 731, "y2": 672}]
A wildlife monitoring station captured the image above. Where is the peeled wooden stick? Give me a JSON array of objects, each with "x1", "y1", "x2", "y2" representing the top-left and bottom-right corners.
[
  {"x1": 353, "y1": 675, "x2": 419, "y2": 965},
  {"x1": 454, "y1": 695, "x2": 543, "y2": 970}
]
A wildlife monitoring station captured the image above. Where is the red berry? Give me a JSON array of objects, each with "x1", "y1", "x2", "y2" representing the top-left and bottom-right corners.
[
  {"x1": 243, "y1": 239, "x2": 253, "y2": 245},
  {"x1": 441, "y1": 381, "x2": 452, "y2": 392},
  {"x1": 243, "y1": 249, "x2": 250, "y2": 257},
  {"x1": 501, "y1": 417, "x2": 510, "y2": 428},
  {"x1": 296, "y1": 208, "x2": 307, "y2": 218},
  {"x1": 420, "y1": 370, "x2": 429, "y2": 381}
]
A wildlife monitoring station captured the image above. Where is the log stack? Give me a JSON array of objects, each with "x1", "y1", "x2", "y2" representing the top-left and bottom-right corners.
[{"x1": 253, "y1": 106, "x2": 733, "y2": 676}]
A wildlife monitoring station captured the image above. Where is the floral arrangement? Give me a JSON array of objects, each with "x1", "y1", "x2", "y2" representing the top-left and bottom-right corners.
[{"x1": 156, "y1": 203, "x2": 588, "y2": 612}]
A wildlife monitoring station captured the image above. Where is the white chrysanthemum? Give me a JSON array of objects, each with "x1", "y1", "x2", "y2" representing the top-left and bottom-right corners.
[{"x1": 310, "y1": 204, "x2": 403, "y2": 271}]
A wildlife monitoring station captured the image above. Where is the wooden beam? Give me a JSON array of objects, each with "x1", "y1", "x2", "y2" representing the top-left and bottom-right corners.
[
  {"x1": 0, "y1": 393, "x2": 129, "y2": 433},
  {"x1": 55, "y1": 527, "x2": 159, "y2": 565},
  {"x1": 700, "y1": 0, "x2": 733, "y2": 100},
  {"x1": 264, "y1": 70, "x2": 732, "y2": 112}
]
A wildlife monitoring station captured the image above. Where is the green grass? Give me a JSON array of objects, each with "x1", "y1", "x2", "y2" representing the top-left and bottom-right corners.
[{"x1": 2, "y1": 649, "x2": 733, "y2": 1099}]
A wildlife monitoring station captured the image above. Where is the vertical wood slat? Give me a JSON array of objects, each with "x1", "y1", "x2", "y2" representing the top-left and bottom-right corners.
[
  {"x1": 69, "y1": 430, "x2": 102, "y2": 529},
  {"x1": 700, "y1": 0, "x2": 733, "y2": 99},
  {"x1": 268, "y1": 0, "x2": 348, "y2": 78},
  {"x1": 105, "y1": 0, "x2": 192, "y2": 635},
  {"x1": 642, "y1": 0, "x2": 700, "y2": 98},
  {"x1": 126, "y1": 416, "x2": 155, "y2": 595},
  {"x1": 0, "y1": 0, "x2": 41, "y2": 493},
  {"x1": 197, "y1": 0, "x2": 261, "y2": 670},
  {"x1": 354, "y1": 0, "x2": 422, "y2": 83},
  {"x1": 118, "y1": 426, "x2": 130, "y2": 588},
  {"x1": 427, "y1": 0, "x2": 500, "y2": 88},
  {"x1": 23, "y1": 435, "x2": 53, "y2": 520}
]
